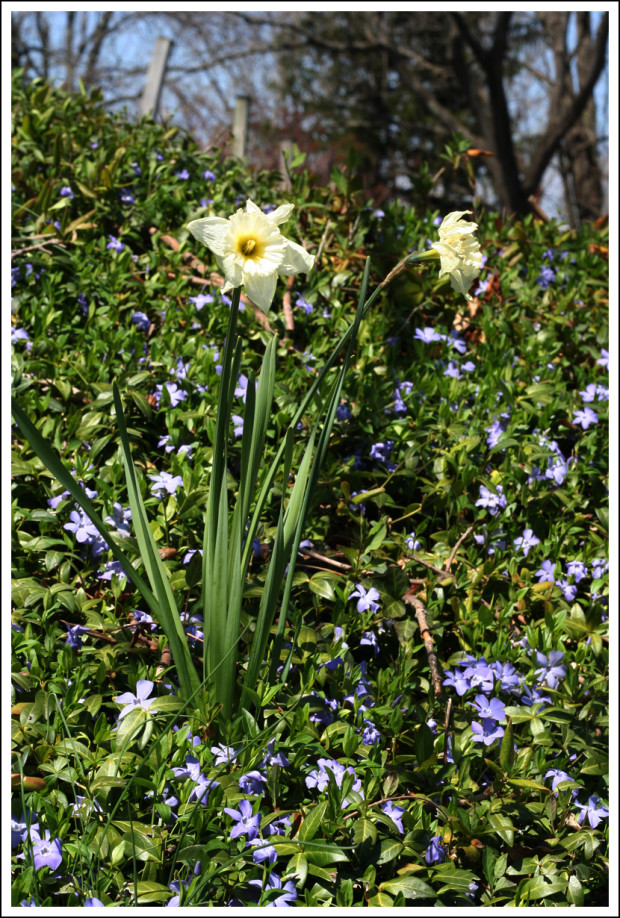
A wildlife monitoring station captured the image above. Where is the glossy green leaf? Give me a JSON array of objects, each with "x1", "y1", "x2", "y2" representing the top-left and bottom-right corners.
[
  {"x1": 297, "y1": 801, "x2": 328, "y2": 843},
  {"x1": 380, "y1": 876, "x2": 436, "y2": 899}
]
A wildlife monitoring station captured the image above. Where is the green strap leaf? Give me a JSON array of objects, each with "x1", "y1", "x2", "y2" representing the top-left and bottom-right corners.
[
  {"x1": 500, "y1": 716, "x2": 514, "y2": 774},
  {"x1": 11, "y1": 396, "x2": 157, "y2": 610},
  {"x1": 112, "y1": 383, "x2": 201, "y2": 701}
]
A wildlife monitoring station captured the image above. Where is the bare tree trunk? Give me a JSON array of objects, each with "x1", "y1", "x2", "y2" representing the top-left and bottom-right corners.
[
  {"x1": 35, "y1": 13, "x2": 50, "y2": 82},
  {"x1": 451, "y1": 12, "x2": 531, "y2": 214},
  {"x1": 482, "y1": 16, "x2": 532, "y2": 214},
  {"x1": 563, "y1": 13, "x2": 603, "y2": 223},
  {"x1": 452, "y1": 10, "x2": 607, "y2": 217},
  {"x1": 11, "y1": 16, "x2": 25, "y2": 71},
  {"x1": 64, "y1": 12, "x2": 76, "y2": 93},
  {"x1": 523, "y1": 11, "x2": 608, "y2": 203},
  {"x1": 558, "y1": 145, "x2": 579, "y2": 230}
]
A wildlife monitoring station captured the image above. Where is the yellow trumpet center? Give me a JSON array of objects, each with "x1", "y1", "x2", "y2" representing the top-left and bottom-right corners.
[{"x1": 240, "y1": 237, "x2": 257, "y2": 257}]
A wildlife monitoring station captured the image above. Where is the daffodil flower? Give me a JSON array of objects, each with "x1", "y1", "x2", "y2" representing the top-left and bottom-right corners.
[
  {"x1": 431, "y1": 211, "x2": 482, "y2": 300},
  {"x1": 187, "y1": 199, "x2": 314, "y2": 312}
]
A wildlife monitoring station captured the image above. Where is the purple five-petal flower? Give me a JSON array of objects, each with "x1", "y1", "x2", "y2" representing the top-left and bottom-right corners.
[
  {"x1": 573, "y1": 794, "x2": 609, "y2": 828},
  {"x1": 224, "y1": 799, "x2": 261, "y2": 840},
  {"x1": 471, "y1": 718, "x2": 504, "y2": 745},
  {"x1": 114, "y1": 679, "x2": 156, "y2": 717},
  {"x1": 468, "y1": 694, "x2": 505, "y2": 722},
  {"x1": 348, "y1": 583, "x2": 381, "y2": 614},
  {"x1": 31, "y1": 830, "x2": 63, "y2": 871}
]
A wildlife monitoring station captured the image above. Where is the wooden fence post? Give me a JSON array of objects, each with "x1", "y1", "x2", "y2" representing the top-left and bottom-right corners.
[
  {"x1": 140, "y1": 37, "x2": 173, "y2": 119},
  {"x1": 232, "y1": 96, "x2": 250, "y2": 159}
]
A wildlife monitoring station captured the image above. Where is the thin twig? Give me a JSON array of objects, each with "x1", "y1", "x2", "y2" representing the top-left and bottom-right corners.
[
  {"x1": 410, "y1": 555, "x2": 457, "y2": 585},
  {"x1": 12, "y1": 238, "x2": 65, "y2": 256},
  {"x1": 391, "y1": 300, "x2": 430, "y2": 341},
  {"x1": 13, "y1": 232, "x2": 62, "y2": 242},
  {"x1": 297, "y1": 548, "x2": 351, "y2": 571},
  {"x1": 402, "y1": 590, "x2": 443, "y2": 698},
  {"x1": 315, "y1": 219, "x2": 333, "y2": 264},
  {"x1": 528, "y1": 195, "x2": 550, "y2": 222},
  {"x1": 343, "y1": 790, "x2": 452, "y2": 831},
  {"x1": 282, "y1": 274, "x2": 295, "y2": 335},
  {"x1": 444, "y1": 524, "x2": 474, "y2": 572},
  {"x1": 16, "y1": 373, "x2": 92, "y2": 405},
  {"x1": 61, "y1": 621, "x2": 118, "y2": 645}
]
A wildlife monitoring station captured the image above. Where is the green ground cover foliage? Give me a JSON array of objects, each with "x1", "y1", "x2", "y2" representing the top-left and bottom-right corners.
[{"x1": 11, "y1": 75, "x2": 609, "y2": 907}]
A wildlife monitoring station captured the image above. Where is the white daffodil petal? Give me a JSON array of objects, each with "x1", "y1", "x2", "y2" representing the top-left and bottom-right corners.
[
  {"x1": 432, "y1": 242, "x2": 460, "y2": 273},
  {"x1": 448, "y1": 271, "x2": 471, "y2": 297},
  {"x1": 441, "y1": 210, "x2": 472, "y2": 226},
  {"x1": 243, "y1": 272, "x2": 278, "y2": 313},
  {"x1": 279, "y1": 239, "x2": 315, "y2": 275},
  {"x1": 431, "y1": 211, "x2": 482, "y2": 301},
  {"x1": 267, "y1": 203, "x2": 295, "y2": 226},
  {"x1": 187, "y1": 199, "x2": 314, "y2": 311},
  {"x1": 245, "y1": 199, "x2": 262, "y2": 215},
  {"x1": 187, "y1": 217, "x2": 230, "y2": 256},
  {"x1": 221, "y1": 254, "x2": 243, "y2": 290}
]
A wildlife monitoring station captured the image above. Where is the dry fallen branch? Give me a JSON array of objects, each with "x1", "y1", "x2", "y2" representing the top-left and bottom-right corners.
[
  {"x1": 407, "y1": 525, "x2": 474, "y2": 584},
  {"x1": 156, "y1": 643, "x2": 173, "y2": 679},
  {"x1": 282, "y1": 274, "x2": 295, "y2": 335},
  {"x1": 315, "y1": 219, "x2": 333, "y2": 264},
  {"x1": 12, "y1": 237, "x2": 65, "y2": 256},
  {"x1": 60, "y1": 621, "x2": 118, "y2": 645},
  {"x1": 402, "y1": 590, "x2": 443, "y2": 698},
  {"x1": 297, "y1": 548, "x2": 351, "y2": 571},
  {"x1": 410, "y1": 555, "x2": 457, "y2": 585}
]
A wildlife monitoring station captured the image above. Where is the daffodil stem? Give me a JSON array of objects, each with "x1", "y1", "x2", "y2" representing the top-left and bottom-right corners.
[
  {"x1": 381, "y1": 248, "x2": 438, "y2": 287},
  {"x1": 202, "y1": 287, "x2": 242, "y2": 689},
  {"x1": 211, "y1": 287, "x2": 241, "y2": 490}
]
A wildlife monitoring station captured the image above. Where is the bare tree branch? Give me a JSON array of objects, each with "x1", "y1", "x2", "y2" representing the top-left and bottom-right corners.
[
  {"x1": 65, "y1": 11, "x2": 76, "y2": 93},
  {"x1": 35, "y1": 12, "x2": 50, "y2": 81},
  {"x1": 451, "y1": 10, "x2": 493, "y2": 67},
  {"x1": 84, "y1": 11, "x2": 115, "y2": 86},
  {"x1": 11, "y1": 9, "x2": 607, "y2": 219},
  {"x1": 524, "y1": 11, "x2": 608, "y2": 196}
]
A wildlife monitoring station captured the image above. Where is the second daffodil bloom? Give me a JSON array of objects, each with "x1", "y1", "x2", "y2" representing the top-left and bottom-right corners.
[
  {"x1": 432, "y1": 211, "x2": 482, "y2": 301},
  {"x1": 187, "y1": 199, "x2": 315, "y2": 312}
]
